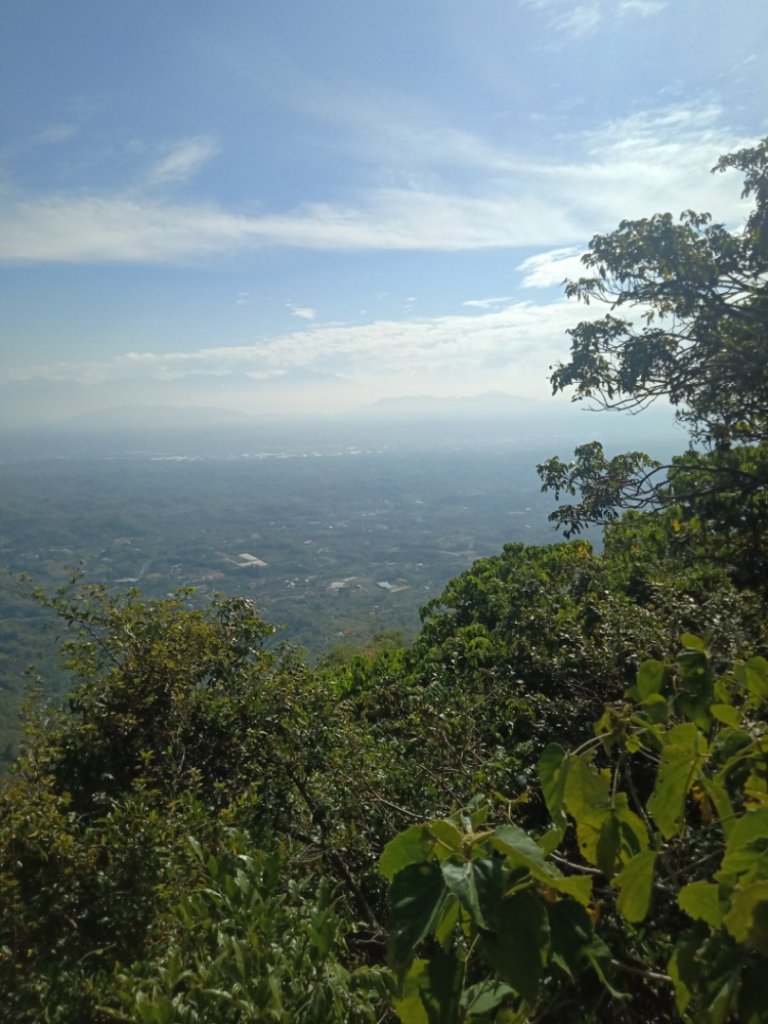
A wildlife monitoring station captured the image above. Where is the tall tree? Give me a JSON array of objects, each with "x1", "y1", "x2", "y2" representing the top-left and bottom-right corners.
[{"x1": 538, "y1": 138, "x2": 768, "y2": 583}]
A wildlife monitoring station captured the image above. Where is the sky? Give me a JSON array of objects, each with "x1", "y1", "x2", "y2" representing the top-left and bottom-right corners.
[{"x1": 0, "y1": 0, "x2": 766, "y2": 427}]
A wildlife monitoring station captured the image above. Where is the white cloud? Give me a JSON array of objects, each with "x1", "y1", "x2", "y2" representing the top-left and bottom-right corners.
[
  {"x1": 287, "y1": 304, "x2": 316, "y2": 320},
  {"x1": 517, "y1": 247, "x2": 584, "y2": 288},
  {"x1": 463, "y1": 296, "x2": 515, "y2": 309},
  {"x1": 619, "y1": 0, "x2": 666, "y2": 15},
  {"x1": 0, "y1": 104, "x2": 754, "y2": 263},
  {"x1": 149, "y1": 136, "x2": 219, "y2": 185},
  {"x1": 5, "y1": 297, "x2": 600, "y2": 399}
]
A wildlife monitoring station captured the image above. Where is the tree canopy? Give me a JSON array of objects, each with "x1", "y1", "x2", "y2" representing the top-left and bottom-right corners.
[
  {"x1": 538, "y1": 138, "x2": 768, "y2": 587},
  {"x1": 550, "y1": 138, "x2": 768, "y2": 448}
]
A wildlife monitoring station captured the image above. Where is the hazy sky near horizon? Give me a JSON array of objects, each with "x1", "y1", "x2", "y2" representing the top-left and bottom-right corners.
[{"x1": 1, "y1": 1, "x2": 766, "y2": 425}]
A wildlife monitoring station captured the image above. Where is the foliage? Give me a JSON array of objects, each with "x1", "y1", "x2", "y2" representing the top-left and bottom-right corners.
[
  {"x1": 381, "y1": 636, "x2": 768, "y2": 1023},
  {"x1": 538, "y1": 137, "x2": 768, "y2": 583},
  {"x1": 551, "y1": 138, "x2": 768, "y2": 446},
  {"x1": 109, "y1": 831, "x2": 387, "y2": 1024}
]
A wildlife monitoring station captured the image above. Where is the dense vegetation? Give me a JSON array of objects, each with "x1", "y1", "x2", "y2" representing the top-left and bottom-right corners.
[{"x1": 1, "y1": 139, "x2": 766, "y2": 1023}]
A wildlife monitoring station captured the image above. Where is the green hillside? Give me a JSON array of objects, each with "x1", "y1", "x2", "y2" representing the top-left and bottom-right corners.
[{"x1": 1, "y1": 138, "x2": 767, "y2": 1024}]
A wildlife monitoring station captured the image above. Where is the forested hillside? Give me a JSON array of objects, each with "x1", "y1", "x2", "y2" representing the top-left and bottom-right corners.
[{"x1": 1, "y1": 139, "x2": 766, "y2": 1023}]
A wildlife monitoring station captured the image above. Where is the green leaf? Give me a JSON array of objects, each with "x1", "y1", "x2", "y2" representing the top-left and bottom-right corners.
[
  {"x1": 537, "y1": 825, "x2": 565, "y2": 857},
  {"x1": 548, "y1": 898, "x2": 617, "y2": 994},
  {"x1": 427, "y1": 820, "x2": 464, "y2": 859},
  {"x1": 678, "y1": 880, "x2": 723, "y2": 928},
  {"x1": 668, "y1": 923, "x2": 708, "y2": 1017},
  {"x1": 433, "y1": 895, "x2": 460, "y2": 949},
  {"x1": 710, "y1": 702, "x2": 740, "y2": 728},
  {"x1": 681, "y1": 632, "x2": 707, "y2": 652},
  {"x1": 381, "y1": 825, "x2": 432, "y2": 882},
  {"x1": 676, "y1": 650, "x2": 713, "y2": 728},
  {"x1": 471, "y1": 855, "x2": 508, "y2": 928},
  {"x1": 723, "y1": 881, "x2": 768, "y2": 954},
  {"x1": 388, "y1": 863, "x2": 447, "y2": 968},
  {"x1": 491, "y1": 824, "x2": 554, "y2": 873},
  {"x1": 701, "y1": 777, "x2": 736, "y2": 840},
  {"x1": 491, "y1": 824, "x2": 592, "y2": 905},
  {"x1": 478, "y1": 889, "x2": 549, "y2": 1001},
  {"x1": 440, "y1": 860, "x2": 488, "y2": 929},
  {"x1": 743, "y1": 656, "x2": 768, "y2": 700},
  {"x1": 613, "y1": 849, "x2": 657, "y2": 923},
  {"x1": 562, "y1": 753, "x2": 611, "y2": 869},
  {"x1": 636, "y1": 659, "x2": 668, "y2": 699},
  {"x1": 647, "y1": 722, "x2": 707, "y2": 838},
  {"x1": 393, "y1": 959, "x2": 430, "y2": 1024},
  {"x1": 421, "y1": 948, "x2": 465, "y2": 1024},
  {"x1": 538, "y1": 743, "x2": 568, "y2": 824},
  {"x1": 462, "y1": 980, "x2": 515, "y2": 1016},
  {"x1": 718, "y1": 808, "x2": 768, "y2": 881}
]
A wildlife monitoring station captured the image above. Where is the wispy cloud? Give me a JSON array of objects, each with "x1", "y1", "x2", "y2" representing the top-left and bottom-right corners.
[
  {"x1": 4, "y1": 298, "x2": 600, "y2": 399},
  {"x1": 517, "y1": 247, "x2": 584, "y2": 288},
  {"x1": 149, "y1": 136, "x2": 219, "y2": 185},
  {"x1": 462, "y1": 296, "x2": 515, "y2": 309},
  {"x1": 287, "y1": 304, "x2": 316, "y2": 320},
  {"x1": 523, "y1": 0, "x2": 666, "y2": 37},
  {"x1": 0, "y1": 105, "x2": 752, "y2": 263}
]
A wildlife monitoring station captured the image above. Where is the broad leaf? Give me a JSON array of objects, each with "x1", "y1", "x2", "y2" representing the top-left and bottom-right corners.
[
  {"x1": 613, "y1": 849, "x2": 657, "y2": 923},
  {"x1": 678, "y1": 880, "x2": 723, "y2": 928},
  {"x1": 428, "y1": 820, "x2": 464, "y2": 859},
  {"x1": 389, "y1": 863, "x2": 447, "y2": 968},
  {"x1": 462, "y1": 980, "x2": 515, "y2": 1015},
  {"x1": 381, "y1": 825, "x2": 433, "y2": 882},
  {"x1": 478, "y1": 889, "x2": 549, "y2": 1001},
  {"x1": 491, "y1": 824, "x2": 592, "y2": 905},
  {"x1": 710, "y1": 702, "x2": 740, "y2": 728},
  {"x1": 538, "y1": 743, "x2": 568, "y2": 824},
  {"x1": 636, "y1": 658, "x2": 668, "y2": 699},
  {"x1": 441, "y1": 860, "x2": 491, "y2": 929},
  {"x1": 743, "y1": 656, "x2": 768, "y2": 700},
  {"x1": 723, "y1": 881, "x2": 768, "y2": 954},
  {"x1": 648, "y1": 722, "x2": 707, "y2": 838},
  {"x1": 393, "y1": 959, "x2": 430, "y2": 1024},
  {"x1": 548, "y1": 898, "x2": 617, "y2": 995}
]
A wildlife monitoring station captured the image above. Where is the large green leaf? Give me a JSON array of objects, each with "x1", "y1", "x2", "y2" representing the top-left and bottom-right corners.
[
  {"x1": 718, "y1": 808, "x2": 768, "y2": 881},
  {"x1": 562, "y1": 753, "x2": 611, "y2": 869},
  {"x1": 491, "y1": 824, "x2": 552, "y2": 870},
  {"x1": 393, "y1": 959, "x2": 430, "y2": 1024},
  {"x1": 723, "y1": 881, "x2": 768, "y2": 954},
  {"x1": 491, "y1": 824, "x2": 592, "y2": 905},
  {"x1": 538, "y1": 743, "x2": 568, "y2": 825},
  {"x1": 678, "y1": 880, "x2": 724, "y2": 928},
  {"x1": 741, "y1": 656, "x2": 768, "y2": 700},
  {"x1": 647, "y1": 722, "x2": 707, "y2": 838},
  {"x1": 440, "y1": 859, "x2": 492, "y2": 929},
  {"x1": 389, "y1": 863, "x2": 447, "y2": 968},
  {"x1": 676, "y1": 649, "x2": 713, "y2": 728},
  {"x1": 420, "y1": 948, "x2": 465, "y2": 1024},
  {"x1": 427, "y1": 820, "x2": 464, "y2": 860},
  {"x1": 635, "y1": 658, "x2": 668, "y2": 699},
  {"x1": 613, "y1": 849, "x2": 657, "y2": 923},
  {"x1": 461, "y1": 980, "x2": 515, "y2": 1016},
  {"x1": 477, "y1": 889, "x2": 549, "y2": 1001},
  {"x1": 381, "y1": 825, "x2": 433, "y2": 882},
  {"x1": 548, "y1": 899, "x2": 610, "y2": 983}
]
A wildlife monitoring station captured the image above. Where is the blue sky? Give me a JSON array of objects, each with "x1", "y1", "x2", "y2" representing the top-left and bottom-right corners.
[{"x1": 1, "y1": 0, "x2": 766, "y2": 425}]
